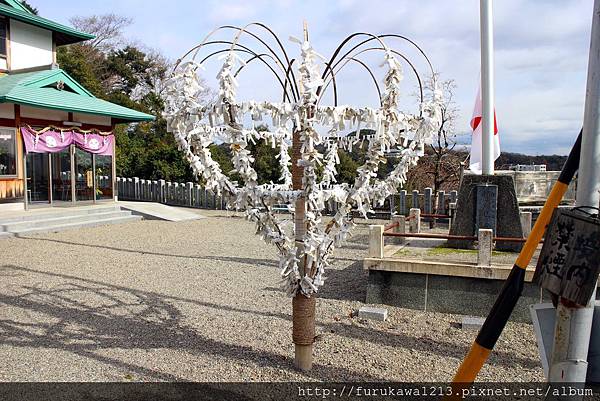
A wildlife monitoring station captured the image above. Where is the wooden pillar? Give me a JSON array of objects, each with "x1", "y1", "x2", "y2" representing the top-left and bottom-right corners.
[
  {"x1": 48, "y1": 154, "x2": 53, "y2": 205},
  {"x1": 111, "y1": 121, "x2": 117, "y2": 202},
  {"x1": 70, "y1": 145, "x2": 76, "y2": 204},
  {"x1": 92, "y1": 154, "x2": 97, "y2": 204},
  {"x1": 14, "y1": 105, "x2": 31, "y2": 210}
]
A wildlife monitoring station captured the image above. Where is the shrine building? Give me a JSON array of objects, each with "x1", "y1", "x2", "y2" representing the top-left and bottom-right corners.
[{"x1": 0, "y1": 0, "x2": 153, "y2": 212}]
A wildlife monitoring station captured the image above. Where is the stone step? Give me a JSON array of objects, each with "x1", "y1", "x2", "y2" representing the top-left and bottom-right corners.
[
  {"x1": 10, "y1": 215, "x2": 142, "y2": 236},
  {"x1": 1, "y1": 211, "x2": 132, "y2": 232},
  {"x1": 0, "y1": 232, "x2": 13, "y2": 239},
  {"x1": 0, "y1": 205, "x2": 121, "y2": 225}
]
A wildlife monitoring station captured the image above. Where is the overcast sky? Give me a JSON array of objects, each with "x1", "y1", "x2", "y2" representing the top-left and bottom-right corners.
[{"x1": 33, "y1": 0, "x2": 594, "y2": 155}]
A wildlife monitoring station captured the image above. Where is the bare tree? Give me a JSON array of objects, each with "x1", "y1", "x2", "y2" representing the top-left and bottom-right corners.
[
  {"x1": 69, "y1": 14, "x2": 132, "y2": 53},
  {"x1": 407, "y1": 75, "x2": 463, "y2": 194}
]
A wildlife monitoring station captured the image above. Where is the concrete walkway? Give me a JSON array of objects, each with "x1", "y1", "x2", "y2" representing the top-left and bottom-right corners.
[{"x1": 118, "y1": 201, "x2": 205, "y2": 222}]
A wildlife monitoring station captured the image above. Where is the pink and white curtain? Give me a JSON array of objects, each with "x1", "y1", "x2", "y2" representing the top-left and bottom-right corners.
[{"x1": 21, "y1": 126, "x2": 114, "y2": 156}]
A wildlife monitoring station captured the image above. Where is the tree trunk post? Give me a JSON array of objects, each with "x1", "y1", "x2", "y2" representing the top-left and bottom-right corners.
[
  {"x1": 291, "y1": 21, "x2": 317, "y2": 371},
  {"x1": 292, "y1": 129, "x2": 314, "y2": 371}
]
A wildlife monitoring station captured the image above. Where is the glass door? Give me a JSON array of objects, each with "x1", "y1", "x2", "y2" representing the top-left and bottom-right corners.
[
  {"x1": 26, "y1": 153, "x2": 49, "y2": 203},
  {"x1": 25, "y1": 145, "x2": 115, "y2": 206},
  {"x1": 95, "y1": 155, "x2": 113, "y2": 201},
  {"x1": 51, "y1": 148, "x2": 72, "y2": 202},
  {"x1": 74, "y1": 147, "x2": 94, "y2": 202}
]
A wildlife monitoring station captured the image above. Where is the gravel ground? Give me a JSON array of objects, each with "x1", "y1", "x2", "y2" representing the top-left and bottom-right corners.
[{"x1": 0, "y1": 209, "x2": 544, "y2": 382}]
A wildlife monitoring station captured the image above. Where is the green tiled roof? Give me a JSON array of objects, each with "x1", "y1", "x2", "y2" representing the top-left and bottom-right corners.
[
  {"x1": 0, "y1": 69, "x2": 155, "y2": 122},
  {"x1": 0, "y1": 2, "x2": 95, "y2": 46},
  {"x1": 2, "y1": 0, "x2": 32, "y2": 14}
]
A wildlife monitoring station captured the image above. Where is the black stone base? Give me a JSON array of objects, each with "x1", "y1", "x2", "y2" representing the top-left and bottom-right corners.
[{"x1": 449, "y1": 174, "x2": 523, "y2": 252}]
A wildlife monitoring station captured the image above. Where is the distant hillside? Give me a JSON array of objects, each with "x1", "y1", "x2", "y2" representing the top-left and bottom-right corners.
[
  {"x1": 449, "y1": 149, "x2": 568, "y2": 172},
  {"x1": 495, "y1": 152, "x2": 567, "y2": 171}
]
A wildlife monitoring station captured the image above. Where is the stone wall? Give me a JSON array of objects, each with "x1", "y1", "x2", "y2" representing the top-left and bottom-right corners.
[{"x1": 493, "y1": 170, "x2": 576, "y2": 205}]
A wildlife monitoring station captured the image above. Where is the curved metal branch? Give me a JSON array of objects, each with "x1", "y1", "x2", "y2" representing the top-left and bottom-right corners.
[
  {"x1": 322, "y1": 47, "x2": 424, "y2": 105},
  {"x1": 322, "y1": 33, "x2": 434, "y2": 81},
  {"x1": 233, "y1": 52, "x2": 294, "y2": 103},
  {"x1": 318, "y1": 33, "x2": 434, "y2": 102},
  {"x1": 318, "y1": 57, "x2": 381, "y2": 107},
  {"x1": 317, "y1": 62, "x2": 339, "y2": 106},
  {"x1": 173, "y1": 25, "x2": 299, "y2": 101},
  {"x1": 227, "y1": 24, "x2": 301, "y2": 100},
  {"x1": 197, "y1": 40, "x2": 296, "y2": 102},
  {"x1": 200, "y1": 47, "x2": 294, "y2": 102},
  {"x1": 237, "y1": 22, "x2": 301, "y2": 100},
  {"x1": 283, "y1": 59, "x2": 298, "y2": 103}
]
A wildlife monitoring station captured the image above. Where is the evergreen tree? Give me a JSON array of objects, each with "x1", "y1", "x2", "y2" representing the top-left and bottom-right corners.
[{"x1": 20, "y1": 0, "x2": 38, "y2": 14}]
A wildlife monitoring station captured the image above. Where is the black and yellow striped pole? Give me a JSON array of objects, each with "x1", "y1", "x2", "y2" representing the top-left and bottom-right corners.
[{"x1": 451, "y1": 130, "x2": 583, "y2": 384}]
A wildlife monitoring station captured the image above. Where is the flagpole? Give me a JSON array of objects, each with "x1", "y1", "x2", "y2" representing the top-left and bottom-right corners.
[
  {"x1": 480, "y1": 0, "x2": 495, "y2": 175},
  {"x1": 547, "y1": 0, "x2": 600, "y2": 388}
]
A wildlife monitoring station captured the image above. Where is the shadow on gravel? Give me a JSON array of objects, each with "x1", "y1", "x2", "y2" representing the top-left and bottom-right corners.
[
  {"x1": 339, "y1": 233, "x2": 369, "y2": 251},
  {"x1": 317, "y1": 321, "x2": 540, "y2": 371},
  {"x1": 0, "y1": 264, "x2": 382, "y2": 382},
  {"x1": 13, "y1": 236, "x2": 278, "y2": 269},
  {"x1": 0, "y1": 264, "x2": 540, "y2": 379},
  {"x1": 318, "y1": 261, "x2": 368, "y2": 302}
]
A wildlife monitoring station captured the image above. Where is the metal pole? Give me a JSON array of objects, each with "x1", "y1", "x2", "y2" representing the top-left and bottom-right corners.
[
  {"x1": 450, "y1": 131, "x2": 581, "y2": 387},
  {"x1": 480, "y1": 0, "x2": 495, "y2": 175},
  {"x1": 548, "y1": 0, "x2": 600, "y2": 388}
]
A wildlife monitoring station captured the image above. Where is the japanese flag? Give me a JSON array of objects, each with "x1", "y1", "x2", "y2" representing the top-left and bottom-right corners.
[{"x1": 469, "y1": 85, "x2": 500, "y2": 174}]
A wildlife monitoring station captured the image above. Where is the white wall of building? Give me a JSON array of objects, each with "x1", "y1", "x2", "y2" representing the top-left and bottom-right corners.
[
  {"x1": 0, "y1": 103, "x2": 14, "y2": 119},
  {"x1": 72, "y1": 113, "x2": 112, "y2": 127},
  {"x1": 10, "y1": 20, "x2": 53, "y2": 70},
  {"x1": 21, "y1": 105, "x2": 68, "y2": 121}
]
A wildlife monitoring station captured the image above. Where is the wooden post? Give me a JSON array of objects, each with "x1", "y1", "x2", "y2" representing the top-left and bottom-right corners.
[{"x1": 292, "y1": 20, "x2": 315, "y2": 372}]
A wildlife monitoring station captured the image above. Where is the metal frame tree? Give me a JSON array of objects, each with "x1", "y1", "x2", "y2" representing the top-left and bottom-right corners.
[{"x1": 164, "y1": 22, "x2": 442, "y2": 371}]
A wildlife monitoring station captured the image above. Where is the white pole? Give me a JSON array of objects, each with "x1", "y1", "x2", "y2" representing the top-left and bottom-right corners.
[
  {"x1": 480, "y1": 0, "x2": 495, "y2": 175},
  {"x1": 548, "y1": 0, "x2": 600, "y2": 389}
]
